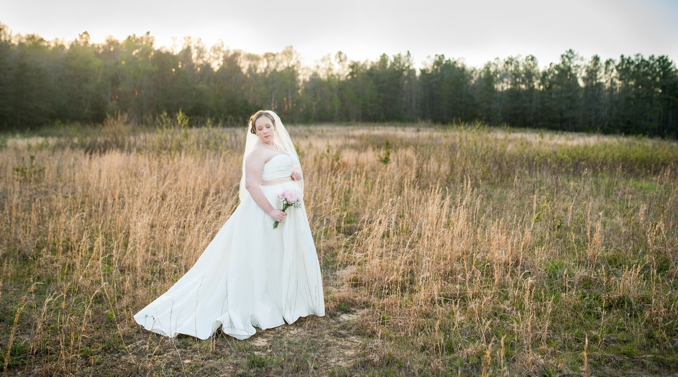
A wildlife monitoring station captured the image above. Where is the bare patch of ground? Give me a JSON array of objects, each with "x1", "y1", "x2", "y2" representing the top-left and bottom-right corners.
[{"x1": 116, "y1": 276, "x2": 369, "y2": 376}]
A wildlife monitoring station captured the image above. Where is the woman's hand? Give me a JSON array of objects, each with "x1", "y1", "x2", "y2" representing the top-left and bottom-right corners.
[
  {"x1": 268, "y1": 209, "x2": 287, "y2": 222},
  {"x1": 291, "y1": 170, "x2": 302, "y2": 181}
]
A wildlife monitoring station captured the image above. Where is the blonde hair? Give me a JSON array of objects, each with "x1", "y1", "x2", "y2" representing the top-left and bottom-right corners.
[{"x1": 249, "y1": 110, "x2": 276, "y2": 135}]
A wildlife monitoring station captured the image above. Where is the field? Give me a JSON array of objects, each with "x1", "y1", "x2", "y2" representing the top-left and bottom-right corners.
[{"x1": 1, "y1": 117, "x2": 677, "y2": 376}]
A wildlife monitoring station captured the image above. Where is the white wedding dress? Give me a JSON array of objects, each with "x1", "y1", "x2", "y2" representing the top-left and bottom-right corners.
[{"x1": 134, "y1": 153, "x2": 325, "y2": 340}]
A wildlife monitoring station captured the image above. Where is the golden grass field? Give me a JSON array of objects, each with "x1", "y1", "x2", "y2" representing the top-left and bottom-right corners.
[{"x1": 1, "y1": 116, "x2": 677, "y2": 376}]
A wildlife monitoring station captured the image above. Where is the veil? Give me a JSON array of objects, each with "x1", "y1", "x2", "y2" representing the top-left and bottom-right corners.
[{"x1": 239, "y1": 110, "x2": 303, "y2": 201}]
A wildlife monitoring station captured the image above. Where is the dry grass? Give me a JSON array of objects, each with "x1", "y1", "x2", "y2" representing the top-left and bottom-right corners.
[{"x1": 1, "y1": 118, "x2": 677, "y2": 376}]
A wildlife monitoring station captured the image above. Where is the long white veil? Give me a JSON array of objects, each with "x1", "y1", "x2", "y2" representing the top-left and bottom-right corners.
[{"x1": 239, "y1": 110, "x2": 303, "y2": 201}]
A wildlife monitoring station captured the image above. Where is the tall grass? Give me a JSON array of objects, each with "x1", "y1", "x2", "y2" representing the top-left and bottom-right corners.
[{"x1": 1, "y1": 118, "x2": 677, "y2": 375}]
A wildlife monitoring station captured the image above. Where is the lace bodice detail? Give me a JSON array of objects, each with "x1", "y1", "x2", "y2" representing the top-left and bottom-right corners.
[{"x1": 261, "y1": 154, "x2": 294, "y2": 181}]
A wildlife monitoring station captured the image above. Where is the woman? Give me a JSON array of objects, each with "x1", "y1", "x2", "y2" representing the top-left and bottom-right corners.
[{"x1": 134, "y1": 110, "x2": 325, "y2": 340}]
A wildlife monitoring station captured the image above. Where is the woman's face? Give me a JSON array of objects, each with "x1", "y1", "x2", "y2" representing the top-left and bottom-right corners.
[{"x1": 254, "y1": 116, "x2": 275, "y2": 143}]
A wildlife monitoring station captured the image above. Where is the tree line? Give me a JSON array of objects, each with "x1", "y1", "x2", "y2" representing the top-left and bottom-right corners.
[{"x1": 1, "y1": 23, "x2": 677, "y2": 137}]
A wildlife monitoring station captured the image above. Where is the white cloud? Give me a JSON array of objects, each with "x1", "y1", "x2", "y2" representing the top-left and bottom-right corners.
[{"x1": 1, "y1": 0, "x2": 676, "y2": 67}]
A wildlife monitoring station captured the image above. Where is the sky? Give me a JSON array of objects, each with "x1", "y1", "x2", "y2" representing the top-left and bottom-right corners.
[{"x1": 1, "y1": 0, "x2": 677, "y2": 68}]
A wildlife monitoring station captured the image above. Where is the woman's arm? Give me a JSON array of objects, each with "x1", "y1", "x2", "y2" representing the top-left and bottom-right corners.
[{"x1": 245, "y1": 149, "x2": 287, "y2": 222}]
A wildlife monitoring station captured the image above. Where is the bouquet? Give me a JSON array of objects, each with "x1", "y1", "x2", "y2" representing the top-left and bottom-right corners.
[{"x1": 273, "y1": 190, "x2": 302, "y2": 229}]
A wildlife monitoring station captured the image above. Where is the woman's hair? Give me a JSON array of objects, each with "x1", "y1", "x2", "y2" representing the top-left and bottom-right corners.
[{"x1": 249, "y1": 111, "x2": 276, "y2": 135}]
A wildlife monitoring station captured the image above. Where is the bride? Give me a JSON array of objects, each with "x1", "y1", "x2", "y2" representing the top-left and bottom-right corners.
[{"x1": 134, "y1": 110, "x2": 325, "y2": 340}]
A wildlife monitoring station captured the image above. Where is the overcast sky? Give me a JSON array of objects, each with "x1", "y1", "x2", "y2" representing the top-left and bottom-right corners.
[{"x1": 1, "y1": 0, "x2": 677, "y2": 68}]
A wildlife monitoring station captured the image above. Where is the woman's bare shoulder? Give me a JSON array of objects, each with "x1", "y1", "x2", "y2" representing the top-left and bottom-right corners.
[
  {"x1": 246, "y1": 143, "x2": 273, "y2": 164},
  {"x1": 246, "y1": 144, "x2": 264, "y2": 160}
]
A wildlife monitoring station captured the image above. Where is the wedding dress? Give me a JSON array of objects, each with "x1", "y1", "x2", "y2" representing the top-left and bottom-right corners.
[{"x1": 134, "y1": 113, "x2": 325, "y2": 340}]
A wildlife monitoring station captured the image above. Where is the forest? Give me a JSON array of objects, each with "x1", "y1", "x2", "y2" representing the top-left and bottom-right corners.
[{"x1": 1, "y1": 22, "x2": 677, "y2": 137}]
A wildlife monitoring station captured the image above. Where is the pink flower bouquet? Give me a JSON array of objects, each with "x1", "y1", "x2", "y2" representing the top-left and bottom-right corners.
[{"x1": 273, "y1": 190, "x2": 302, "y2": 229}]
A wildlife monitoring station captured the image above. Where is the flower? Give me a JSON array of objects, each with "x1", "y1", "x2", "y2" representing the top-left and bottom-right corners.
[
  {"x1": 281, "y1": 190, "x2": 300, "y2": 204},
  {"x1": 273, "y1": 190, "x2": 303, "y2": 229}
]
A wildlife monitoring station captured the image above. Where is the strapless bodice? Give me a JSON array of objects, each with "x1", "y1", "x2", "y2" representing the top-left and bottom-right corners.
[{"x1": 261, "y1": 154, "x2": 294, "y2": 181}]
